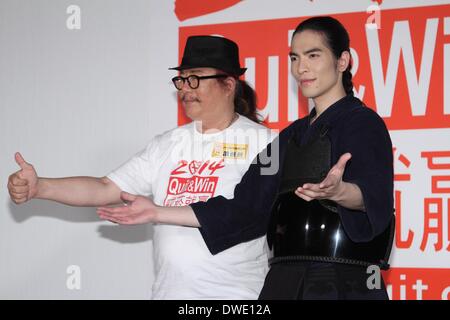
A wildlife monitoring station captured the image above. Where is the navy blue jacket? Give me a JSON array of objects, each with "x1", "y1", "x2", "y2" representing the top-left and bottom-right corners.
[{"x1": 191, "y1": 95, "x2": 394, "y2": 255}]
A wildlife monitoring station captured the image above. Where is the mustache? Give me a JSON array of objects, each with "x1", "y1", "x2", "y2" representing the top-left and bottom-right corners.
[{"x1": 180, "y1": 94, "x2": 200, "y2": 103}]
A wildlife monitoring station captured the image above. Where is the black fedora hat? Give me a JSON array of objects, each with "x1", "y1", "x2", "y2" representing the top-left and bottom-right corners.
[{"x1": 169, "y1": 35, "x2": 247, "y2": 76}]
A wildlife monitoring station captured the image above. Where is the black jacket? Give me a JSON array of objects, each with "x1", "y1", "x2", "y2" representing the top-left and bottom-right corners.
[{"x1": 191, "y1": 95, "x2": 394, "y2": 255}]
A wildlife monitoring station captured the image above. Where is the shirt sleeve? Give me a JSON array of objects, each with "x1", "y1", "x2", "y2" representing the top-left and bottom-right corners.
[
  {"x1": 107, "y1": 137, "x2": 160, "y2": 196},
  {"x1": 191, "y1": 130, "x2": 290, "y2": 255},
  {"x1": 336, "y1": 108, "x2": 394, "y2": 242}
]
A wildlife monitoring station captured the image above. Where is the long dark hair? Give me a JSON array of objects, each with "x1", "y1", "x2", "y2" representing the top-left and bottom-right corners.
[
  {"x1": 219, "y1": 76, "x2": 261, "y2": 123},
  {"x1": 293, "y1": 16, "x2": 354, "y2": 95},
  {"x1": 233, "y1": 79, "x2": 261, "y2": 123}
]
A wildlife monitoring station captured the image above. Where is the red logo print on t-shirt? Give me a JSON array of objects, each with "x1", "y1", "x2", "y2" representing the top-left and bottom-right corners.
[{"x1": 164, "y1": 159, "x2": 225, "y2": 206}]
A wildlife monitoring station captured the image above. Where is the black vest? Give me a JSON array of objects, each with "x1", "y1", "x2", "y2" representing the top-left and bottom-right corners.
[{"x1": 268, "y1": 125, "x2": 394, "y2": 269}]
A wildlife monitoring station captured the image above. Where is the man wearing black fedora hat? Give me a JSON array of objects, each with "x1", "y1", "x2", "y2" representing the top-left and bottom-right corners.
[
  {"x1": 8, "y1": 35, "x2": 276, "y2": 299},
  {"x1": 169, "y1": 35, "x2": 259, "y2": 127}
]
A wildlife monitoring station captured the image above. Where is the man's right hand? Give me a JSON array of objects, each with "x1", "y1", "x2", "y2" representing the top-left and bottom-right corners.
[{"x1": 7, "y1": 152, "x2": 39, "y2": 204}]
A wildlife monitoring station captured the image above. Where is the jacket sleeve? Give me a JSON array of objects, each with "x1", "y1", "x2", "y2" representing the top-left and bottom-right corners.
[
  {"x1": 336, "y1": 108, "x2": 394, "y2": 242},
  {"x1": 190, "y1": 130, "x2": 291, "y2": 254}
]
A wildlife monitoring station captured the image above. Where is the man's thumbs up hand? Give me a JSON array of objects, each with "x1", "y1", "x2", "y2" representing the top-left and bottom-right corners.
[{"x1": 8, "y1": 152, "x2": 39, "y2": 204}]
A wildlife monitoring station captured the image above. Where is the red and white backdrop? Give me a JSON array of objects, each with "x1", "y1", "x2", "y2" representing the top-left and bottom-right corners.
[{"x1": 174, "y1": 0, "x2": 450, "y2": 300}]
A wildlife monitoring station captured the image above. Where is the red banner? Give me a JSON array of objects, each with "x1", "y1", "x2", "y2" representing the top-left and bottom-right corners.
[
  {"x1": 177, "y1": 4, "x2": 450, "y2": 131},
  {"x1": 384, "y1": 267, "x2": 450, "y2": 300}
]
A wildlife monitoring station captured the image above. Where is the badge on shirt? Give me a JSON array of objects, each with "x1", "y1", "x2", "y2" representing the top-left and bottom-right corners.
[{"x1": 211, "y1": 142, "x2": 248, "y2": 160}]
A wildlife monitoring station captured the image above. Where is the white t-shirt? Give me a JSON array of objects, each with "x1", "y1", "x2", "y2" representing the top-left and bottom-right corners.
[{"x1": 107, "y1": 115, "x2": 277, "y2": 299}]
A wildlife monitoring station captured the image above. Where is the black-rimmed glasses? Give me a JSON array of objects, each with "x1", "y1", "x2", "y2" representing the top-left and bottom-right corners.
[{"x1": 171, "y1": 74, "x2": 228, "y2": 90}]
